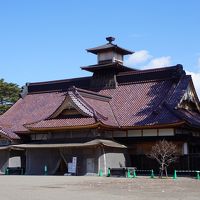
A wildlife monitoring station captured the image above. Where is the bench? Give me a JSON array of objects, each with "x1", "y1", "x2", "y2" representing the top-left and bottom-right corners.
[{"x1": 5, "y1": 167, "x2": 24, "y2": 175}]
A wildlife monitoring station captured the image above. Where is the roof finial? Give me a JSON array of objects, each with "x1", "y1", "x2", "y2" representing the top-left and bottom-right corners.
[{"x1": 106, "y1": 36, "x2": 115, "y2": 44}]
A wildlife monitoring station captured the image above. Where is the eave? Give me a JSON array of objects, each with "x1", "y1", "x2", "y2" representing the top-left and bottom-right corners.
[
  {"x1": 23, "y1": 122, "x2": 109, "y2": 132},
  {"x1": 22, "y1": 121, "x2": 187, "y2": 133},
  {"x1": 0, "y1": 130, "x2": 13, "y2": 141},
  {"x1": 86, "y1": 43, "x2": 134, "y2": 55},
  {"x1": 81, "y1": 62, "x2": 135, "y2": 73},
  {"x1": 121, "y1": 121, "x2": 186, "y2": 130}
]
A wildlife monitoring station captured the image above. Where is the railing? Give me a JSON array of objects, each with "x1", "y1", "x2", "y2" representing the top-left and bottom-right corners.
[
  {"x1": 104, "y1": 168, "x2": 200, "y2": 179},
  {"x1": 173, "y1": 170, "x2": 200, "y2": 180},
  {"x1": 104, "y1": 167, "x2": 154, "y2": 178}
]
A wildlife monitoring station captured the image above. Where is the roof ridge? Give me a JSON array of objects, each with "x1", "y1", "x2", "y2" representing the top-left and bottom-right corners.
[
  {"x1": 68, "y1": 90, "x2": 95, "y2": 117},
  {"x1": 168, "y1": 75, "x2": 191, "y2": 106},
  {"x1": 162, "y1": 102, "x2": 184, "y2": 121},
  {"x1": 117, "y1": 64, "x2": 184, "y2": 76},
  {"x1": 117, "y1": 65, "x2": 185, "y2": 85},
  {"x1": 118, "y1": 77, "x2": 175, "y2": 85},
  {"x1": 108, "y1": 101, "x2": 121, "y2": 128},
  {"x1": 75, "y1": 87, "x2": 112, "y2": 100},
  {"x1": 28, "y1": 76, "x2": 91, "y2": 86}
]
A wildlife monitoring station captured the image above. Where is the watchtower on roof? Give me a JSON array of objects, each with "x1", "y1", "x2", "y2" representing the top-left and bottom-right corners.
[
  {"x1": 86, "y1": 37, "x2": 133, "y2": 65},
  {"x1": 82, "y1": 37, "x2": 135, "y2": 90}
]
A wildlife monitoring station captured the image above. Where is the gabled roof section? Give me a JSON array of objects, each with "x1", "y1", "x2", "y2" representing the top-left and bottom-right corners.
[
  {"x1": 48, "y1": 86, "x2": 109, "y2": 120},
  {"x1": 24, "y1": 87, "x2": 119, "y2": 131},
  {"x1": 177, "y1": 81, "x2": 200, "y2": 113}
]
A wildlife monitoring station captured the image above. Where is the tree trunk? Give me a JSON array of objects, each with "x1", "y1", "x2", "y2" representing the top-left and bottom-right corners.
[
  {"x1": 164, "y1": 166, "x2": 168, "y2": 177},
  {"x1": 160, "y1": 163, "x2": 164, "y2": 178}
]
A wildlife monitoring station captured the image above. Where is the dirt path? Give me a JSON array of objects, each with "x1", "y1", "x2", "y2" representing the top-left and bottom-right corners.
[{"x1": 0, "y1": 176, "x2": 199, "y2": 200}]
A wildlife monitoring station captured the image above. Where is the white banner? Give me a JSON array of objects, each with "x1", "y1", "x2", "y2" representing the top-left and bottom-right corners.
[{"x1": 68, "y1": 157, "x2": 77, "y2": 173}]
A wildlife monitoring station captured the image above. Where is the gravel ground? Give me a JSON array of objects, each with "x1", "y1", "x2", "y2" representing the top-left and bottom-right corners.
[{"x1": 0, "y1": 175, "x2": 200, "y2": 200}]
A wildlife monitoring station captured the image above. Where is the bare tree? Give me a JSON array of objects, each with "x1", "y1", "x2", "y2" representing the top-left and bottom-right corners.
[{"x1": 148, "y1": 140, "x2": 177, "y2": 178}]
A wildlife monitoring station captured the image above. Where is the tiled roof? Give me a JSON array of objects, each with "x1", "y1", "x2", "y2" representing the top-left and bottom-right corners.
[
  {"x1": 83, "y1": 96, "x2": 119, "y2": 127},
  {"x1": 177, "y1": 109, "x2": 200, "y2": 127},
  {"x1": 25, "y1": 86, "x2": 119, "y2": 130},
  {"x1": 99, "y1": 78, "x2": 185, "y2": 127},
  {"x1": 0, "y1": 92, "x2": 65, "y2": 135},
  {"x1": 0, "y1": 127, "x2": 19, "y2": 140},
  {"x1": 25, "y1": 118, "x2": 96, "y2": 130},
  {"x1": 0, "y1": 65, "x2": 199, "y2": 139}
]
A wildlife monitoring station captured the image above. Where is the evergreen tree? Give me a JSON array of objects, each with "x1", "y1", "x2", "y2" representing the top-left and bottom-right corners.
[{"x1": 0, "y1": 79, "x2": 20, "y2": 114}]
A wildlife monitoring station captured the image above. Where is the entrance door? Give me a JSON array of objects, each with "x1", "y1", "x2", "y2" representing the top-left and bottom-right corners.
[{"x1": 86, "y1": 158, "x2": 95, "y2": 173}]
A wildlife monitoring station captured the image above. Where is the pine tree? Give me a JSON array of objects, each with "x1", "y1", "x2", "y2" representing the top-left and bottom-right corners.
[{"x1": 0, "y1": 79, "x2": 20, "y2": 114}]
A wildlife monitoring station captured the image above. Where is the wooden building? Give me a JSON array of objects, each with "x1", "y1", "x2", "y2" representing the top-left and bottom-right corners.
[{"x1": 0, "y1": 37, "x2": 200, "y2": 175}]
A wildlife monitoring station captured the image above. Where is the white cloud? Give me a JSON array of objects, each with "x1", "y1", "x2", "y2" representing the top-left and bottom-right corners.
[
  {"x1": 125, "y1": 50, "x2": 152, "y2": 67},
  {"x1": 124, "y1": 50, "x2": 171, "y2": 70},
  {"x1": 144, "y1": 56, "x2": 172, "y2": 69},
  {"x1": 125, "y1": 50, "x2": 200, "y2": 97},
  {"x1": 186, "y1": 70, "x2": 200, "y2": 98}
]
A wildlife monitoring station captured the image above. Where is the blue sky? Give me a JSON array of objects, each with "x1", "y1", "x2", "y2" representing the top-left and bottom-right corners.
[{"x1": 0, "y1": 0, "x2": 200, "y2": 95}]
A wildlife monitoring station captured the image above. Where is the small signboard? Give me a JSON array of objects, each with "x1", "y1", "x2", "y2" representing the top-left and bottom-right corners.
[
  {"x1": 68, "y1": 157, "x2": 77, "y2": 173},
  {"x1": 68, "y1": 163, "x2": 73, "y2": 173}
]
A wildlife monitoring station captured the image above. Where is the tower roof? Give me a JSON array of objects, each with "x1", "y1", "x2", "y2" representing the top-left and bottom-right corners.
[
  {"x1": 86, "y1": 37, "x2": 134, "y2": 55},
  {"x1": 81, "y1": 62, "x2": 135, "y2": 73}
]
